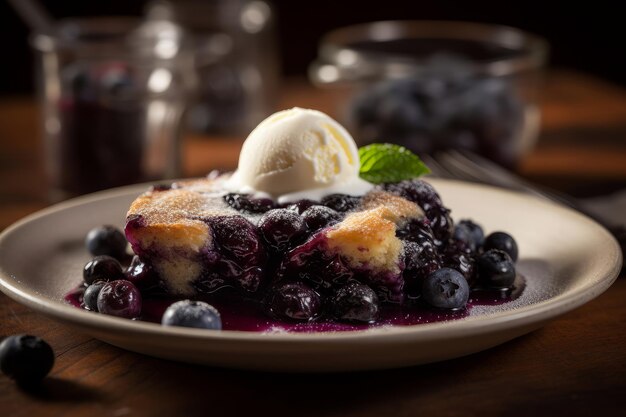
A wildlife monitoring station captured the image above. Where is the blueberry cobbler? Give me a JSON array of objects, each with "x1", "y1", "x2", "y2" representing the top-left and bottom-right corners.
[{"x1": 67, "y1": 108, "x2": 522, "y2": 332}]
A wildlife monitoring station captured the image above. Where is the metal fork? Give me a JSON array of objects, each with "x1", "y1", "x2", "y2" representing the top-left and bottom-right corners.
[
  {"x1": 422, "y1": 150, "x2": 625, "y2": 258},
  {"x1": 422, "y1": 150, "x2": 579, "y2": 210}
]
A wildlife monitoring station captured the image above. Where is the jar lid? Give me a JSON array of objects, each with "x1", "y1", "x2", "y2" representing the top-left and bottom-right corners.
[{"x1": 310, "y1": 20, "x2": 549, "y2": 86}]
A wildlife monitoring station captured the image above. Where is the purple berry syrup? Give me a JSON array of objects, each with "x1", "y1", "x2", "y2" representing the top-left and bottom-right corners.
[{"x1": 64, "y1": 275, "x2": 525, "y2": 333}]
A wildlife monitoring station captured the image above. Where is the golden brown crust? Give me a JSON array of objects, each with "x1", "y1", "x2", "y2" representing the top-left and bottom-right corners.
[
  {"x1": 325, "y1": 207, "x2": 403, "y2": 273},
  {"x1": 125, "y1": 176, "x2": 426, "y2": 289},
  {"x1": 360, "y1": 191, "x2": 424, "y2": 224}
]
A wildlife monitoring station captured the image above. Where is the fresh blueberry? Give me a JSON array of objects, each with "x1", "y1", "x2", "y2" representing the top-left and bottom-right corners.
[
  {"x1": 452, "y1": 223, "x2": 471, "y2": 245},
  {"x1": 330, "y1": 281, "x2": 379, "y2": 323},
  {"x1": 85, "y1": 225, "x2": 128, "y2": 260},
  {"x1": 258, "y1": 209, "x2": 308, "y2": 251},
  {"x1": 0, "y1": 335, "x2": 54, "y2": 384},
  {"x1": 223, "y1": 193, "x2": 275, "y2": 213},
  {"x1": 83, "y1": 255, "x2": 124, "y2": 285},
  {"x1": 351, "y1": 85, "x2": 381, "y2": 126},
  {"x1": 476, "y1": 249, "x2": 516, "y2": 289},
  {"x1": 422, "y1": 267, "x2": 470, "y2": 310},
  {"x1": 96, "y1": 280, "x2": 142, "y2": 319},
  {"x1": 321, "y1": 194, "x2": 361, "y2": 212},
  {"x1": 375, "y1": 95, "x2": 424, "y2": 134},
  {"x1": 348, "y1": 54, "x2": 524, "y2": 168},
  {"x1": 483, "y1": 232, "x2": 518, "y2": 262},
  {"x1": 83, "y1": 281, "x2": 107, "y2": 312},
  {"x1": 455, "y1": 219, "x2": 484, "y2": 252},
  {"x1": 301, "y1": 205, "x2": 342, "y2": 231},
  {"x1": 265, "y1": 282, "x2": 322, "y2": 321},
  {"x1": 161, "y1": 300, "x2": 222, "y2": 330}
]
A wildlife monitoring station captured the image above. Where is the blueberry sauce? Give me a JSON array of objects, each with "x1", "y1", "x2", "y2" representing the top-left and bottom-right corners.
[{"x1": 64, "y1": 275, "x2": 525, "y2": 333}]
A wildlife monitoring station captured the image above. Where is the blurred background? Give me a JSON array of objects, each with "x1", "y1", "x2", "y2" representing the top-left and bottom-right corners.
[
  {"x1": 1, "y1": 1, "x2": 625, "y2": 92},
  {"x1": 0, "y1": 0, "x2": 625, "y2": 231}
]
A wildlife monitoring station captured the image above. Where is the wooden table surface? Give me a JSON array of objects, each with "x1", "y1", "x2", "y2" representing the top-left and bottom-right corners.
[{"x1": 1, "y1": 72, "x2": 625, "y2": 416}]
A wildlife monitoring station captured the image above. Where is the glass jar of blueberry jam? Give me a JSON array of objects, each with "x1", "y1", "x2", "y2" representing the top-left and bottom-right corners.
[
  {"x1": 31, "y1": 18, "x2": 196, "y2": 201},
  {"x1": 309, "y1": 21, "x2": 548, "y2": 168}
]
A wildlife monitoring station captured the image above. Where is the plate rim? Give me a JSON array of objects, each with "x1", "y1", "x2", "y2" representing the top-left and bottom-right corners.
[{"x1": 0, "y1": 180, "x2": 622, "y2": 343}]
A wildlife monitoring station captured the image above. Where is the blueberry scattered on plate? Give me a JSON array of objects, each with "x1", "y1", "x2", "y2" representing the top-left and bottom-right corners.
[
  {"x1": 422, "y1": 267, "x2": 470, "y2": 310},
  {"x1": 477, "y1": 249, "x2": 517, "y2": 289},
  {"x1": 484, "y1": 232, "x2": 519, "y2": 262},
  {"x1": 85, "y1": 225, "x2": 128, "y2": 260},
  {"x1": 162, "y1": 300, "x2": 222, "y2": 330},
  {"x1": 83, "y1": 255, "x2": 124, "y2": 285}
]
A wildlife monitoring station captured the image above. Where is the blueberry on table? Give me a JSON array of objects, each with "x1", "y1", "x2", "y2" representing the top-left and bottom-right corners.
[
  {"x1": 265, "y1": 282, "x2": 322, "y2": 321},
  {"x1": 0, "y1": 335, "x2": 54, "y2": 385},
  {"x1": 258, "y1": 209, "x2": 308, "y2": 251},
  {"x1": 83, "y1": 255, "x2": 125, "y2": 285},
  {"x1": 422, "y1": 268, "x2": 470, "y2": 310},
  {"x1": 85, "y1": 225, "x2": 128, "y2": 260},
  {"x1": 162, "y1": 300, "x2": 222, "y2": 330},
  {"x1": 476, "y1": 249, "x2": 516, "y2": 289},
  {"x1": 83, "y1": 281, "x2": 107, "y2": 311},
  {"x1": 330, "y1": 282, "x2": 380, "y2": 323},
  {"x1": 96, "y1": 280, "x2": 142, "y2": 319},
  {"x1": 483, "y1": 232, "x2": 518, "y2": 262}
]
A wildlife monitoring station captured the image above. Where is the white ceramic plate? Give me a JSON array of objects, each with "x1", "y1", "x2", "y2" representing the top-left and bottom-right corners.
[{"x1": 0, "y1": 179, "x2": 621, "y2": 372}]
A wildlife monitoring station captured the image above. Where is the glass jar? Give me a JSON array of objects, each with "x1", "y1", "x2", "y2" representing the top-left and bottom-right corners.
[
  {"x1": 31, "y1": 17, "x2": 196, "y2": 201},
  {"x1": 146, "y1": 0, "x2": 279, "y2": 135},
  {"x1": 310, "y1": 21, "x2": 548, "y2": 168}
]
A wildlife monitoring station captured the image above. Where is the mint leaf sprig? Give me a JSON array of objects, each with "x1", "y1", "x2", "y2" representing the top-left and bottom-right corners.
[{"x1": 358, "y1": 143, "x2": 431, "y2": 184}]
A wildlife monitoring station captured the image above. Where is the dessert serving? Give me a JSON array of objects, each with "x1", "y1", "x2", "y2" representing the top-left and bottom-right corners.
[{"x1": 67, "y1": 107, "x2": 522, "y2": 332}]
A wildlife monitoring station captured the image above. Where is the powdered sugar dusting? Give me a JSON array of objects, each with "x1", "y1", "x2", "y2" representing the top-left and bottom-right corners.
[
  {"x1": 361, "y1": 191, "x2": 424, "y2": 224},
  {"x1": 128, "y1": 179, "x2": 257, "y2": 226}
]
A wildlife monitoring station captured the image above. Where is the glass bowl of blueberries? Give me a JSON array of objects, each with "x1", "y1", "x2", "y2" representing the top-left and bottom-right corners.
[
  {"x1": 309, "y1": 20, "x2": 548, "y2": 168},
  {"x1": 31, "y1": 17, "x2": 197, "y2": 201}
]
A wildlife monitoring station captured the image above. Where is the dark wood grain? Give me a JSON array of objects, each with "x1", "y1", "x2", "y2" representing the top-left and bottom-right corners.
[
  {"x1": 1, "y1": 280, "x2": 624, "y2": 417},
  {"x1": 1, "y1": 71, "x2": 625, "y2": 416}
]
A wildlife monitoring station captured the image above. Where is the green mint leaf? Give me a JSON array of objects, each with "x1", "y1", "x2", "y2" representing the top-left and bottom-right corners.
[{"x1": 358, "y1": 143, "x2": 431, "y2": 184}]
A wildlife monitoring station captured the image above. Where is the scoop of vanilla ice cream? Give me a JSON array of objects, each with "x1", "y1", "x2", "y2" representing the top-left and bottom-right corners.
[{"x1": 226, "y1": 108, "x2": 373, "y2": 203}]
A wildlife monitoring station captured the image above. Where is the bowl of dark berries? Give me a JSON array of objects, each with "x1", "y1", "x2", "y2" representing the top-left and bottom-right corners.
[{"x1": 310, "y1": 21, "x2": 548, "y2": 168}]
